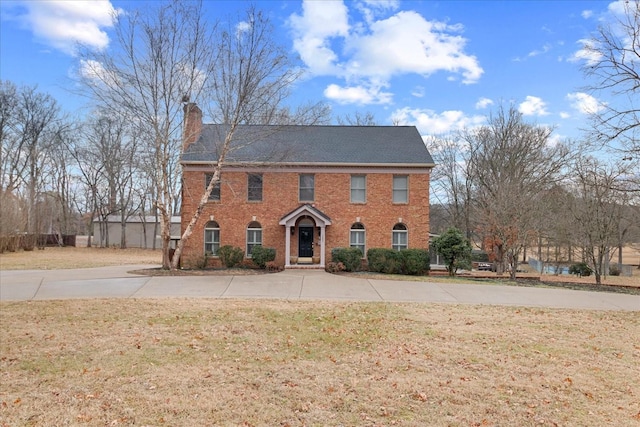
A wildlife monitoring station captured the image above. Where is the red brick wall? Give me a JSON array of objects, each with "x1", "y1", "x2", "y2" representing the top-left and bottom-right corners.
[{"x1": 180, "y1": 168, "x2": 430, "y2": 268}]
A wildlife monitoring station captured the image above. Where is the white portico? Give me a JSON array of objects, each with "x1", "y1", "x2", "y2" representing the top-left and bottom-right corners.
[{"x1": 279, "y1": 204, "x2": 332, "y2": 268}]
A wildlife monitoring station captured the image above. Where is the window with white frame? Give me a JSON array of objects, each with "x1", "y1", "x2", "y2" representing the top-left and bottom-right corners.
[
  {"x1": 246, "y1": 221, "x2": 262, "y2": 257},
  {"x1": 392, "y1": 175, "x2": 408, "y2": 203},
  {"x1": 299, "y1": 174, "x2": 315, "y2": 201},
  {"x1": 350, "y1": 175, "x2": 366, "y2": 203},
  {"x1": 350, "y1": 223, "x2": 366, "y2": 256},
  {"x1": 204, "y1": 221, "x2": 220, "y2": 256},
  {"x1": 392, "y1": 223, "x2": 408, "y2": 250}
]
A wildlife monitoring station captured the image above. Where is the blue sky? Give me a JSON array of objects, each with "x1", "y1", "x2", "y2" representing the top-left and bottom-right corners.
[{"x1": 0, "y1": 0, "x2": 621, "y2": 142}]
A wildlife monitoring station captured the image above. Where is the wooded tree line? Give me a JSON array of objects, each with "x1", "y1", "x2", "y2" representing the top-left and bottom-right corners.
[
  {"x1": 0, "y1": 80, "x2": 173, "y2": 251},
  {"x1": 428, "y1": 106, "x2": 639, "y2": 284}
]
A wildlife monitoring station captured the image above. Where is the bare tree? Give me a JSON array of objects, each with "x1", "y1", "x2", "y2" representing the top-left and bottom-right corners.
[
  {"x1": 171, "y1": 6, "x2": 309, "y2": 269},
  {"x1": 45, "y1": 126, "x2": 79, "y2": 243},
  {"x1": 0, "y1": 81, "x2": 23, "y2": 247},
  {"x1": 336, "y1": 111, "x2": 377, "y2": 126},
  {"x1": 581, "y1": 0, "x2": 640, "y2": 158},
  {"x1": 463, "y1": 105, "x2": 571, "y2": 279},
  {"x1": 10, "y1": 86, "x2": 67, "y2": 248},
  {"x1": 79, "y1": 0, "x2": 217, "y2": 267},
  {"x1": 426, "y1": 135, "x2": 475, "y2": 239},
  {"x1": 568, "y1": 157, "x2": 631, "y2": 284}
]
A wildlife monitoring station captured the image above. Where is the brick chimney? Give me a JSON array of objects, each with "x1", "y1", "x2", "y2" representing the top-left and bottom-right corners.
[{"x1": 182, "y1": 102, "x2": 202, "y2": 153}]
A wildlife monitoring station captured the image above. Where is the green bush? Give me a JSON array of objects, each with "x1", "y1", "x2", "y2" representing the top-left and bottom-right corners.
[
  {"x1": 331, "y1": 247, "x2": 363, "y2": 272},
  {"x1": 569, "y1": 262, "x2": 592, "y2": 277},
  {"x1": 250, "y1": 245, "x2": 276, "y2": 269},
  {"x1": 367, "y1": 248, "x2": 403, "y2": 274},
  {"x1": 218, "y1": 245, "x2": 244, "y2": 268},
  {"x1": 431, "y1": 227, "x2": 472, "y2": 276},
  {"x1": 400, "y1": 249, "x2": 430, "y2": 275}
]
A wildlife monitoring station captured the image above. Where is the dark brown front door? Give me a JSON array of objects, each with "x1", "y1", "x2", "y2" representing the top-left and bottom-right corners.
[{"x1": 298, "y1": 226, "x2": 314, "y2": 257}]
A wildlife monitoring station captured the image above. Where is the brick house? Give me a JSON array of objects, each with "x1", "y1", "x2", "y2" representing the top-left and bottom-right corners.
[{"x1": 179, "y1": 104, "x2": 435, "y2": 269}]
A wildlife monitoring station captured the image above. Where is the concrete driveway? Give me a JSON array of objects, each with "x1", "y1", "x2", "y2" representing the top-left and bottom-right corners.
[{"x1": 1, "y1": 265, "x2": 638, "y2": 311}]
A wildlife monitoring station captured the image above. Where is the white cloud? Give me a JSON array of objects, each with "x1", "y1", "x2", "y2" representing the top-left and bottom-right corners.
[
  {"x1": 569, "y1": 38, "x2": 602, "y2": 65},
  {"x1": 391, "y1": 107, "x2": 485, "y2": 135},
  {"x1": 288, "y1": 0, "x2": 483, "y2": 105},
  {"x1": 567, "y1": 92, "x2": 605, "y2": 114},
  {"x1": 475, "y1": 97, "x2": 493, "y2": 109},
  {"x1": 324, "y1": 83, "x2": 393, "y2": 105},
  {"x1": 607, "y1": 0, "x2": 629, "y2": 17},
  {"x1": 519, "y1": 96, "x2": 549, "y2": 116},
  {"x1": 345, "y1": 11, "x2": 483, "y2": 83},
  {"x1": 411, "y1": 86, "x2": 425, "y2": 98},
  {"x1": 236, "y1": 21, "x2": 251, "y2": 34},
  {"x1": 559, "y1": 111, "x2": 571, "y2": 119},
  {"x1": 288, "y1": 1, "x2": 349, "y2": 75},
  {"x1": 78, "y1": 58, "x2": 119, "y2": 89},
  {"x1": 581, "y1": 10, "x2": 594, "y2": 19},
  {"x1": 527, "y1": 43, "x2": 551, "y2": 57},
  {"x1": 5, "y1": 0, "x2": 120, "y2": 55}
]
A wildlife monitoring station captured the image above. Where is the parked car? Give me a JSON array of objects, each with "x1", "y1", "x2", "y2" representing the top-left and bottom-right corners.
[{"x1": 477, "y1": 262, "x2": 492, "y2": 271}]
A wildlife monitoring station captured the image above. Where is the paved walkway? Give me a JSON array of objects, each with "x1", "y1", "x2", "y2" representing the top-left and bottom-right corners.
[{"x1": 1, "y1": 265, "x2": 638, "y2": 311}]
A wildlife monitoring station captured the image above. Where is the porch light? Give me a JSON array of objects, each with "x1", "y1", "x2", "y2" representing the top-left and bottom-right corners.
[{"x1": 290, "y1": 227, "x2": 295, "y2": 235}]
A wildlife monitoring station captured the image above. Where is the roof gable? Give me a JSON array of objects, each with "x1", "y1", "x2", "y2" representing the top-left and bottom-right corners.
[
  {"x1": 279, "y1": 204, "x2": 332, "y2": 227},
  {"x1": 181, "y1": 124, "x2": 434, "y2": 166}
]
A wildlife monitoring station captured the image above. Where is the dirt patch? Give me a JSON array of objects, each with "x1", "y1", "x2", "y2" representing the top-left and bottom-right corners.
[{"x1": 1, "y1": 299, "x2": 638, "y2": 426}]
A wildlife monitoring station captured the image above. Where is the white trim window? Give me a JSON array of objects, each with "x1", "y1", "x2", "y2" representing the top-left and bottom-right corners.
[
  {"x1": 350, "y1": 222, "x2": 366, "y2": 256},
  {"x1": 392, "y1": 175, "x2": 408, "y2": 203},
  {"x1": 246, "y1": 221, "x2": 262, "y2": 257},
  {"x1": 204, "y1": 221, "x2": 220, "y2": 256},
  {"x1": 350, "y1": 175, "x2": 366, "y2": 203},
  {"x1": 392, "y1": 223, "x2": 408, "y2": 251},
  {"x1": 299, "y1": 174, "x2": 315, "y2": 201}
]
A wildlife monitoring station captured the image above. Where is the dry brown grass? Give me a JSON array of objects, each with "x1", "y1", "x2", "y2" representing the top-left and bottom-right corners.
[
  {"x1": 0, "y1": 247, "x2": 161, "y2": 270},
  {"x1": 1, "y1": 299, "x2": 638, "y2": 426}
]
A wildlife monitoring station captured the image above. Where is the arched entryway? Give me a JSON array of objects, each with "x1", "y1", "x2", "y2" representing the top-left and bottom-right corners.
[{"x1": 279, "y1": 204, "x2": 332, "y2": 268}]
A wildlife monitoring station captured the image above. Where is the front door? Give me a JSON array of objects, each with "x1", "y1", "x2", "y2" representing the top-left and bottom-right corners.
[{"x1": 298, "y1": 226, "x2": 314, "y2": 257}]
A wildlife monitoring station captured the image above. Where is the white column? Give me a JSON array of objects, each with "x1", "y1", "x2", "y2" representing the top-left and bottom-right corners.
[
  {"x1": 285, "y1": 225, "x2": 291, "y2": 267},
  {"x1": 320, "y1": 225, "x2": 326, "y2": 267}
]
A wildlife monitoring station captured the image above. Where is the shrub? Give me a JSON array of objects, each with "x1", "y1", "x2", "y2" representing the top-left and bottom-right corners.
[
  {"x1": 195, "y1": 254, "x2": 209, "y2": 270},
  {"x1": 218, "y1": 245, "x2": 244, "y2": 268},
  {"x1": 239, "y1": 259, "x2": 257, "y2": 269},
  {"x1": 265, "y1": 261, "x2": 282, "y2": 272},
  {"x1": 331, "y1": 247, "x2": 363, "y2": 272},
  {"x1": 400, "y1": 249, "x2": 430, "y2": 275},
  {"x1": 325, "y1": 261, "x2": 346, "y2": 273},
  {"x1": 609, "y1": 264, "x2": 621, "y2": 276},
  {"x1": 367, "y1": 248, "x2": 403, "y2": 274},
  {"x1": 431, "y1": 227, "x2": 472, "y2": 276},
  {"x1": 569, "y1": 262, "x2": 592, "y2": 277},
  {"x1": 22, "y1": 234, "x2": 36, "y2": 251},
  {"x1": 251, "y1": 245, "x2": 276, "y2": 269}
]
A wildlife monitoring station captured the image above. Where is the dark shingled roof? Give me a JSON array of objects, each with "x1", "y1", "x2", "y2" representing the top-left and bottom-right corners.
[{"x1": 181, "y1": 124, "x2": 434, "y2": 166}]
